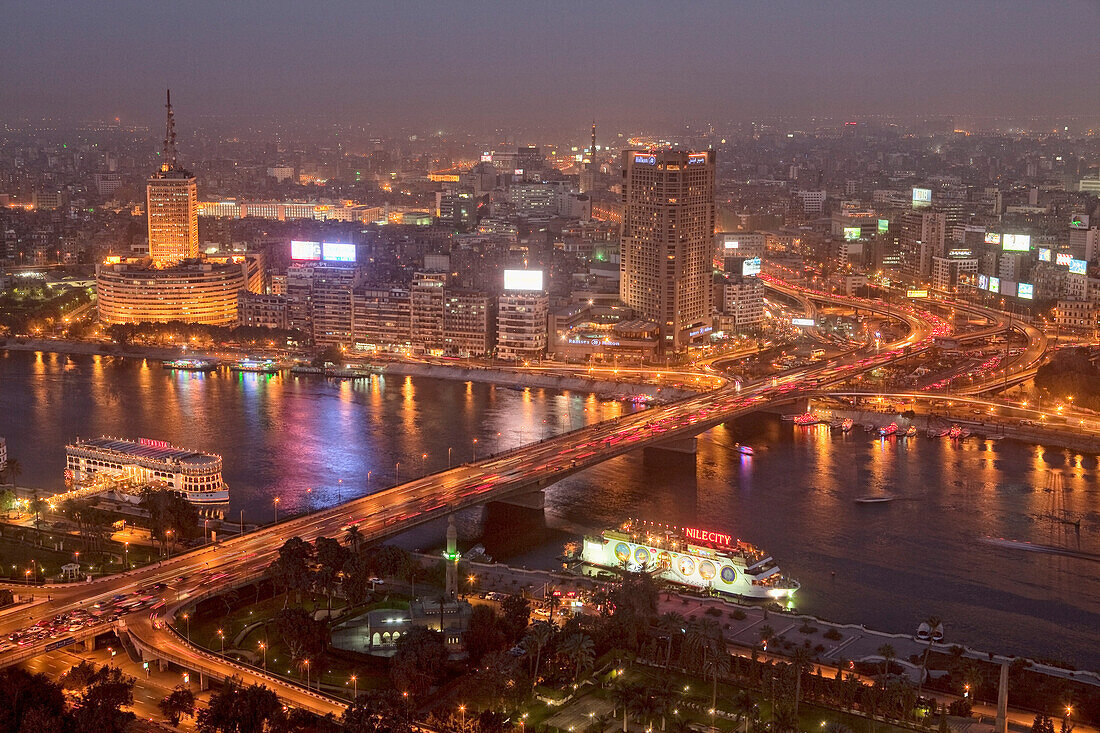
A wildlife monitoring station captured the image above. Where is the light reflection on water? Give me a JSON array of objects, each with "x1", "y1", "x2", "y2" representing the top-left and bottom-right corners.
[
  {"x1": 2, "y1": 349, "x2": 1098, "y2": 667},
  {"x1": 546, "y1": 413, "x2": 1100, "y2": 668}
]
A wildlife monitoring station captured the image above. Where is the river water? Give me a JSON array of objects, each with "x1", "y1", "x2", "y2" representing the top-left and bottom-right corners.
[{"x1": 1, "y1": 349, "x2": 1098, "y2": 668}]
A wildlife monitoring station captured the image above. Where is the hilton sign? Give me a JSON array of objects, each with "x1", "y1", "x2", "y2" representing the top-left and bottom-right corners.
[{"x1": 684, "y1": 527, "x2": 733, "y2": 547}]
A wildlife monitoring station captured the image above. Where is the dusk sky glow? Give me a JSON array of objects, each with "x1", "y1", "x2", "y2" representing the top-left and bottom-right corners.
[{"x1": 3, "y1": 0, "x2": 1099, "y2": 129}]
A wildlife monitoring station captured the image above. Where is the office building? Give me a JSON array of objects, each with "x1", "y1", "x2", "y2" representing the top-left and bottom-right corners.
[
  {"x1": 497, "y1": 291, "x2": 549, "y2": 361},
  {"x1": 310, "y1": 266, "x2": 360, "y2": 346},
  {"x1": 411, "y1": 272, "x2": 447, "y2": 351},
  {"x1": 443, "y1": 290, "x2": 495, "y2": 356},
  {"x1": 237, "y1": 292, "x2": 289, "y2": 330},
  {"x1": 714, "y1": 273, "x2": 764, "y2": 331},
  {"x1": 96, "y1": 260, "x2": 251, "y2": 326},
  {"x1": 899, "y1": 210, "x2": 946, "y2": 279},
  {"x1": 147, "y1": 91, "x2": 198, "y2": 264},
  {"x1": 353, "y1": 286, "x2": 413, "y2": 352},
  {"x1": 620, "y1": 149, "x2": 715, "y2": 353}
]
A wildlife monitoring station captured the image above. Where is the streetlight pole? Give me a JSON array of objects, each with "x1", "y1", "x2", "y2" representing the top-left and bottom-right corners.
[
  {"x1": 395, "y1": 462, "x2": 400, "y2": 483},
  {"x1": 259, "y1": 641, "x2": 266, "y2": 670},
  {"x1": 182, "y1": 613, "x2": 190, "y2": 641},
  {"x1": 472, "y1": 438, "x2": 478, "y2": 460},
  {"x1": 304, "y1": 659, "x2": 310, "y2": 689},
  {"x1": 217, "y1": 629, "x2": 224, "y2": 655},
  {"x1": 350, "y1": 674, "x2": 357, "y2": 699},
  {"x1": 273, "y1": 497, "x2": 280, "y2": 523},
  {"x1": 166, "y1": 530, "x2": 173, "y2": 560},
  {"x1": 447, "y1": 447, "x2": 453, "y2": 468}
]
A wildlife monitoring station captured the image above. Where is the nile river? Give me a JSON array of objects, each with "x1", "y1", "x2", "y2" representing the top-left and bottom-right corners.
[{"x1": 1, "y1": 349, "x2": 1098, "y2": 668}]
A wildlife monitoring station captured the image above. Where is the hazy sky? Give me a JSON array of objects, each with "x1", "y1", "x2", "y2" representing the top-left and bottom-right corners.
[{"x1": 3, "y1": 0, "x2": 1098, "y2": 130}]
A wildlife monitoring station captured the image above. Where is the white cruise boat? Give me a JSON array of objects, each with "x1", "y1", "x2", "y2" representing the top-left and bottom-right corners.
[
  {"x1": 581, "y1": 519, "x2": 799, "y2": 600},
  {"x1": 65, "y1": 437, "x2": 229, "y2": 503}
]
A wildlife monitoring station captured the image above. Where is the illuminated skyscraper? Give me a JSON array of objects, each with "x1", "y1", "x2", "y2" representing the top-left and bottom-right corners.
[
  {"x1": 620, "y1": 149, "x2": 715, "y2": 353},
  {"x1": 147, "y1": 90, "x2": 198, "y2": 264}
]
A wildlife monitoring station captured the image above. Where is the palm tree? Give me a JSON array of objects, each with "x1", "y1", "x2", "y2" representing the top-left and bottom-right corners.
[
  {"x1": 523, "y1": 621, "x2": 554, "y2": 688},
  {"x1": 657, "y1": 612, "x2": 686, "y2": 668},
  {"x1": 790, "y1": 647, "x2": 813, "y2": 720},
  {"x1": 561, "y1": 632, "x2": 595, "y2": 683},
  {"x1": 1, "y1": 457, "x2": 21, "y2": 486},
  {"x1": 650, "y1": 686, "x2": 674, "y2": 731},
  {"x1": 547, "y1": 592, "x2": 562, "y2": 624},
  {"x1": 916, "y1": 615, "x2": 941, "y2": 698},
  {"x1": 701, "y1": 649, "x2": 731, "y2": 725},
  {"x1": 759, "y1": 624, "x2": 776, "y2": 649},
  {"x1": 877, "y1": 644, "x2": 896, "y2": 679},
  {"x1": 344, "y1": 525, "x2": 364, "y2": 552},
  {"x1": 773, "y1": 705, "x2": 798, "y2": 733},
  {"x1": 612, "y1": 683, "x2": 636, "y2": 733},
  {"x1": 731, "y1": 689, "x2": 757, "y2": 733}
]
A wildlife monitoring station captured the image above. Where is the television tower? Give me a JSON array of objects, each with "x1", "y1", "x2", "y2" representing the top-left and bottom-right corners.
[{"x1": 162, "y1": 89, "x2": 178, "y2": 171}]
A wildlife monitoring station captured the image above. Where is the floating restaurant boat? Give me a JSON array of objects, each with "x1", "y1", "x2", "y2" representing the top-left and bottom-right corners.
[
  {"x1": 162, "y1": 358, "x2": 218, "y2": 372},
  {"x1": 580, "y1": 520, "x2": 799, "y2": 600},
  {"x1": 64, "y1": 436, "x2": 229, "y2": 503},
  {"x1": 841, "y1": 418, "x2": 854, "y2": 433},
  {"x1": 230, "y1": 359, "x2": 280, "y2": 374},
  {"x1": 793, "y1": 412, "x2": 820, "y2": 426},
  {"x1": 879, "y1": 422, "x2": 899, "y2": 437}
]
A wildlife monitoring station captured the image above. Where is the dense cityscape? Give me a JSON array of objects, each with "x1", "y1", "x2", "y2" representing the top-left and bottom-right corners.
[{"x1": 0, "y1": 3, "x2": 1098, "y2": 733}]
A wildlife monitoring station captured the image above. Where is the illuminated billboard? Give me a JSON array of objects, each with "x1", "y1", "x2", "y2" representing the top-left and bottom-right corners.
[
  {"x1": 843, "y1": 227, "x2": 861, "y2": 241},
  {"x1": 503, "y1": 269, "x2": 545, "y2": 291},
  {"x1": 984, "y1": 233, "x2": 1002, "y2": 246},
  {"x1": 322, "y1": 242, "x2": 356, "y2": 262},
  {"x1": 687, "y1": 153, "x2": 708, "y2": 165},
  {"x1": 290, "y1": 240, "x2": 321, "y2": 260},
  {"x1": 1002, "y1": 234, "x2": 1031, "y2": 252},
  {"x1": 912, "y1": 188, "x2": 932, "y2": 205},
  {"x1": 906, "y1": 289, "x2": 928, "y2": 298},
  {"x1": 1070, "y1": 214, "x2": 1089, "y2": 229},
  {"x1": 633, "y1": 154, "x2": 656, "y2": 165},
  {"x1": 723, "y1": 238, "x2": 739, "y2": 250},
  {"x1": 1017, "y1": 283, "x2": 1033, "y2": 300},
  {"x1": 1070, "y1": 259, "x2": 1088, "y2": 275},
  {"x1": 877, "y1": 219, "x2": 889, "y2": 233},
  {"x1": 978, "y1": 274, "x2": 989, "y2": 290},
  {"x1": 791, "y1": 318, "x2": 815, "y2": 327},
  {"x1": 1057, "y1": 253, "x2": 1073, "y2": 266},
  {"x1": 742, "y1": 257, "x2": 762, "y2": 277},
  {"x1": 989, "y1": 277, "x2": 1000, "y2": 294},
  {"x1": 1038, "y1": 248, "x2": 1051, "y2": 262}
]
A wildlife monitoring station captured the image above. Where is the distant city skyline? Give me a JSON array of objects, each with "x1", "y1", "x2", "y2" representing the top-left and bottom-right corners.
[{"x1": 2, "y1": 0, "x2": 1099, "y2": 129}]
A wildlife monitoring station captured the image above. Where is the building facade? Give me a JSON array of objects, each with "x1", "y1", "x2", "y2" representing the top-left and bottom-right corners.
[
  {"x1": 497, "y1": 292, "x2": 549, "y2": 361},
  {"x1": 96, "y1": 260, "x2": 251, "y2": 326},
  {"x1": 620, "y1": 149, "x2": 715, "y2": 353}
]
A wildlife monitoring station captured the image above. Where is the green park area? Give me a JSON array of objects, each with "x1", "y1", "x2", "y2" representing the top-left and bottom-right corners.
[{"x1": 167, "y1": 530, "x2": 1100, "y2": 733}]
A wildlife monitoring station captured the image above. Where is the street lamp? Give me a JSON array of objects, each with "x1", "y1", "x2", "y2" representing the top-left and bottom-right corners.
[
  {"x1": 166, "y1": 529, "x2": 173, "y2": 560},
  {"x1": 304, "y1": 659, "x2": 311, "y2": 689},
  {"x1": 182, "y1": 613, "x2": 190, "y2": 641},
  {"x1": 472, "y1": 438, "x2": 478, "y2": 460},
  {"x1": 124, "y1": 542, "x2": 129, "y2": 570},
  {"x1": 349, "y1": 674, "x2": 357, "y2": 699},
  {"x1": 259, "y1": 641, "x2": 267, "y2": 669},
  {"x1": 395, "y1": 462, "x2": 401, "y2": 483},
  {"x1": 217, "y1": 628, "x2": 224, "y2": 654},
  {"x1": 459, "y1": 705, "x2": 466, "y2": 732},
  {"x1": 273, "y1": 497, "x2": 280, "y2": 523},
  {"x1": 447, "y1": 447, "x2": 453, "y2": 467}
]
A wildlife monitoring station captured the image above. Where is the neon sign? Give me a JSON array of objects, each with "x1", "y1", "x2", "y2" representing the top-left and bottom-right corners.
[
  {"x1": 687, "y1": 153, "x2": 707, "y2": 165},
  {"x1": 139, "y1": 438, "x2": 171, "y2": 449},
  {"x1": 634, "y1": 154, "x2": 656, "y2": 165},
  {"x1": 684, "y1": 527, "x2": 732, "y2": 547}
]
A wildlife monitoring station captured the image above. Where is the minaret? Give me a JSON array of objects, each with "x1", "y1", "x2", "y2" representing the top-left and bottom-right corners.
[
  {"x1": 444, "y1": 515, "x2": 459, "y2": 599},
  {"x1": 162, "y1": 89, "x2": 178, "y2": 172}
]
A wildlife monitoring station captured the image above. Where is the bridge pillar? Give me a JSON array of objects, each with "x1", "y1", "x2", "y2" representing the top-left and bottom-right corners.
[
  {"x1": 158, "y1": 657, "x2": 167, "y2": 672},
  {"x1": 643, "y1": 437, "x2": 697, "y2": 467},
  {"x1": 200, "y1": 672, "x2": 209, "y2": 691},
  {"x1": 490, "y1": 489, "x2": 545, "y2": 510}
]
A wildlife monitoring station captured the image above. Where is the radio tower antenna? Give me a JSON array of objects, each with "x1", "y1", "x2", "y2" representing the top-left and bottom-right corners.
[
  {"x1": 590, "y1": 119, "x2": 596, "y2": 166},
  {"x1": 163, "y1": 89, "x2": 177, "y2": 170}
]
